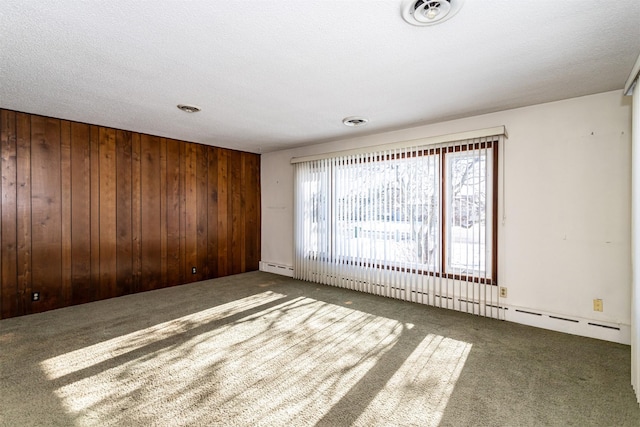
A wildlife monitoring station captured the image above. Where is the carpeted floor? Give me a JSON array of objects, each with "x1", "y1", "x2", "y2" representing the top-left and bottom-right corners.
[{"x1": 1, "y1": 271, "x2": 639, "y2": 426}]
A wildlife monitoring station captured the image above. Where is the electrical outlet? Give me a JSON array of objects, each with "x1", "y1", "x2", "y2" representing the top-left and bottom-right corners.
[
  {"x1": 499, "y1": 287, "x2": 507, "y2": 298},
  {"x1": 593, "y1": 299, "x2": 603, "y2": 312},
  {"x1": 32, "y1": 292, "x2": 40, "y2": 302},
  {"x1": 192, "y1": 266, "x2": 197, "y2": 274}
]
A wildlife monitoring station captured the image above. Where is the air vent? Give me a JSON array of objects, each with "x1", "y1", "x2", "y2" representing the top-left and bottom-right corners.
[
  {"x1": 177, "y1": 104, "x2": 201, "y2": 113},
  {"x1": 401, "y1": 0, "x2": 465, "y2": 26},
  {"x1": 342, "y1": 116, "x2": 369, "y2": 127}
]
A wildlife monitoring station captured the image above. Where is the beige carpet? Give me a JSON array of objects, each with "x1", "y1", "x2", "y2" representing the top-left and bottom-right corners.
[{"x1": 1, "y1": 271, "x2": 639, "y2": 426}]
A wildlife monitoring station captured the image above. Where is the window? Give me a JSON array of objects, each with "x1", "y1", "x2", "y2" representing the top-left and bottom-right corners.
[{"x1": 294, "y1": 135, "x2": 499, "y2": 289}]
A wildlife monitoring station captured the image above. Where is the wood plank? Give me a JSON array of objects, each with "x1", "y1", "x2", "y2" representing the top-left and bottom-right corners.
[
  {"x1": 179, "y1": 141, "x2": 187, "y2": 283},
  {"x1": 165, "y1": 139, "x2": 182, "y2": 285},
  {"x1": 140, "y1": 134, "x2": 161, "y2": 291},
  {"x1": 60, "y1": 121, "x2": 72, "y2": 304},
  {"x1": 240, "y1": 153, "x2": 248, "y2": 272},
  {"x1": 116, "y1": 130, "x2": 133, "y2": 295},
  {"x1": 244, "y1": 153, "x2": 260, "y2": 271},
  {"x1": 89, "y1": 125, "x2": 100, "y2": 300},
  {"x1": 217, "y1": 149, "x2": 229, "y2": 277},
  {"x1": 207, "y1": 147, "x2": 219, "y2": 278},
  {"x1": 1, "y1": 110, "x2": 18, "y2": 318},
  {"x1": 230, "y1": 150, "x2": 242, "y2": 274},
  {"x1": 70, "y1": 122, "x2": 91, "y2": 304},
  {"x1": 131, "y1": 133, "x2": 142, "y2": 293},
  {"x1": 196, "y1": 144, "x2": 208, "y2": 280},
  {"x1": 184, "y1": 142, "x2": 197, "y2": 282},
  {"x1": 16, "y1": 113, "x2": 32, "y2": 315},
  {"x1": 160, "y1": 138, "x2": 168, "y2": 287},
  {"x1": 31, "y1": 116, "x2": 63, "y2": 313},
  {"x1": 99, "y1": 127, "x2": 117, "y2": 299}
]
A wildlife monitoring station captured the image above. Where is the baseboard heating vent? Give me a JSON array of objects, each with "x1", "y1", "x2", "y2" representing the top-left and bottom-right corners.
[
  {"x1": 507, "y1": 305, "x2": 629, "y2": 344},
  {"x1": 259, "y1": 262, "x2": 294, "y2": 277},
  {"x1": 588, "y1": 322, "x2": 621, "y2": 331},
  {"x1": 549, "y1": 315, "x2": 579, "y2": 323},
  {"x1": 515, "y1": 309, "x2": 543, "y2": 316}
]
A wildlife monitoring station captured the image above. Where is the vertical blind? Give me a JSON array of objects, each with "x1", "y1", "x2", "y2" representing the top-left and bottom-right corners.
[{"x1": 294, "y1": 133, "x2": 504, "y2": 319}]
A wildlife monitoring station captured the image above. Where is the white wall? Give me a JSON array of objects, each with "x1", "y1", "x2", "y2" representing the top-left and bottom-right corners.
[{"x1": 261, "y1": 90, "x2": 632, "y2": 338}]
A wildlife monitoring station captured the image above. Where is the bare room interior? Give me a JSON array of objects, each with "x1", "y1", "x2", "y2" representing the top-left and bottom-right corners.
[{"x1": 1, "y1": 1, "x2": 640, "y2": 426}]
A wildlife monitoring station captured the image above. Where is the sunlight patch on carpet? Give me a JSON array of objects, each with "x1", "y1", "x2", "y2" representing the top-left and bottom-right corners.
[
  {"x1": 40, "y1": 291, "x2": 286, "y2": 380},
  {"x1": 39, "y1": 294, "x2": 470, "y2": 426},
  {"x1": 355, "y1": 334, "x2": 472, "y2": 426}
]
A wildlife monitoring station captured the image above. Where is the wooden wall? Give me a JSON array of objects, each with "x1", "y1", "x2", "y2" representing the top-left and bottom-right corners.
[{"x1": 0, "y1": 109, "x2": 260, "y2": 319}]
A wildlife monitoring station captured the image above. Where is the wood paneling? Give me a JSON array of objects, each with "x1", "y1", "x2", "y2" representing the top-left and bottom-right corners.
[
  {"x1": 165, "y1": 139, "x2": 182, "y2": 286},
  {"x1": 244, "y1": 152, "x2": 261, "y2": 271},
  {"x1": 16, "y1": 113, "x2": 32, "y2": 314},
  {"x1": 0, "y1": 109, "x2": 261, "y2": 319},
  {"x1": 218, "y1": 149, "x2": 230, "y2": 277},
  {"x1": 90, "y1": 125, "x2": 100, "y2": 299},
  {"x1": 61, "y1": 121, "x2": 72, "y2": 304},
  {"x1": 140, "y1": 134, "x2": 162, "y2": 292},
  {"x1": 131, "y1": 133, "x2": 142, "y2": 293},
  {"x1": 159, "y1": 138, "x2": 168, "y2": 287},
  {"x1": 116, "y1": 130, "x2": 133, "y2": 296},
  {"x1": 207, "y1": 147, "x2": 219, "y2": 278},
  {"x1": 196, "y1": 144, "x2": 209, "y2": 281},
  {"x1": 70, "y1": 122, "x2": 91, "y2": 304},
  {"x1": 31, "y1": 116, "x2": 63, "y2": 313},
  {"x1": 230, "y1": 151, "x2": 242, "y2": 275},
  {"x1": 99, "y1": 127, "x2": 117, "y2": 299},
  {"x1": 184, "y1": 142, "x2": 197, "y2": 283},
  {"x1": 1, "y1": 110, "x2": 18, "y2": 318}
]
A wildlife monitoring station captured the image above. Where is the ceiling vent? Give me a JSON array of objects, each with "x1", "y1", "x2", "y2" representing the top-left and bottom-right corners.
[
  {"x1": 177, "y1": 104, "x2": 201, "y2": 113},
  {"x1": 401, "y1": 0, "x2": 465, "y2": 26},
  {"x1": 342, "y1": 116, "x2": 369, "y2": 127}
]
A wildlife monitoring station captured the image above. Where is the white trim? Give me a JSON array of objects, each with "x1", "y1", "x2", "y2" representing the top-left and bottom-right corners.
[
  {"x1": 505, "y1": 304, "x2": 630, "y2": 345},
  {"x1": 259, "y1": 261, "x2": 294, "y2": 277},
  {"x1": 631, "y1": 78, "x2": 640, "y2": 403},
  {"x1": 290, "y1": 126, "x2": 507, "y2": 164},
  {"x1": 624, "y1": 53, "x2": 640, "y2": 96}
]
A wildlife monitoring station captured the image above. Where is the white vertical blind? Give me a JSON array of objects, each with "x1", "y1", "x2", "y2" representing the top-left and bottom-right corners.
[{"x1": 294, "y1": 134, "x2": 504, "y2": 319}]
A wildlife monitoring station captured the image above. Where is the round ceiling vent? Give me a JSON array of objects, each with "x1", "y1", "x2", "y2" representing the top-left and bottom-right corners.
[
  {"x1": 401, "y1": 0, "x2": 465, "y2": 26},
  {"x1": 342, "y1": 116, "x2": 369, "y2": 127}
]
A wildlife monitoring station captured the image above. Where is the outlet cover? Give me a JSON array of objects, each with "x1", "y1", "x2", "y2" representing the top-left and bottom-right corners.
[
  {"x1": 32, "y1": 292, "x2": 40, "y2": 301},
  {"x1": 593, "y1": 299, "x2": 603, "y2": 312},
  {"x1": 499, "y1": 287, "x2": 507, "y2": 298},
  {"x1": 192, "y1": 267, "x2": 197, "y2": 274}
]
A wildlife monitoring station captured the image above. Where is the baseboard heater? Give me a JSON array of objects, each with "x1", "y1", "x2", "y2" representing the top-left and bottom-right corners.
[
  {"x1": 259, "y1": 262, "x2": 294, "y2": 277},
  {"x1": 509, "y1": 306, "x2": 627, "y2": 344}
]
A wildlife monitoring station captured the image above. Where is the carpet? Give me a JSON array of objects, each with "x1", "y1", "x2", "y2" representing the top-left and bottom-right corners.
[{"x1": 1, "y1": 271, "x2": 639, "y2": 426}]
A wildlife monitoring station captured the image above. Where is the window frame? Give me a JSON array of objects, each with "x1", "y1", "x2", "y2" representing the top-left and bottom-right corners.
[
  {"x1": 440, "y1": 141, "x2": 498, "y2": 285},
  {"x1": 301, "y1": 140, "x2": 499, "y2": 285}
]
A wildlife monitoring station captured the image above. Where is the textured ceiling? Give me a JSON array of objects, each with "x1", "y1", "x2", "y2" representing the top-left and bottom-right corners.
[{"x1": 1, "y1": 0, "x2": 639, "y2": 153}]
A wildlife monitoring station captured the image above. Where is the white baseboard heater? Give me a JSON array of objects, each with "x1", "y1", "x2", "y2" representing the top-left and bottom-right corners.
[{"x1": 259, "y1": 261, "x2": 294, "y2": 277}]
